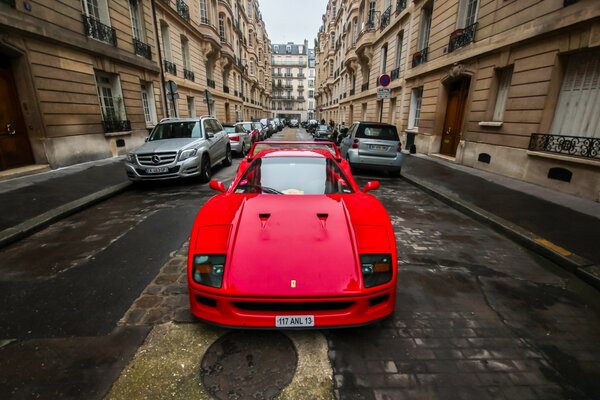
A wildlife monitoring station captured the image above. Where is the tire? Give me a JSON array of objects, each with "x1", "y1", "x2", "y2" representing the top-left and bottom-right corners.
[
  {"x1": 239, "y1": 143, "x2": 246, "y2": 157},
  {"x1": 389, "y1": 169, "x2": 401, "y2": 178},
  {"x1": 222, "y1": 145, "x2": 232, "y2": 166},
  {"x1": 199, "y1": 155, "x2": 211, "y2": 183},
  {"x1": 346, "y1": 155, "x2": 356, "y2": 174}
]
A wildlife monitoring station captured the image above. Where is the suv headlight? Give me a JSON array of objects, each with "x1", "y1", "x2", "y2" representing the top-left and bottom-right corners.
[
  {"x1": 179, "y1": 149, "x2": 198, "y2": 161},
  {"x1": 126, "y1": 152, "x2": 136, "y2": 163},
  {"x1": 192, "y1": 255, "x2": 226, "y2": 288},
  {"x1": 360, "y1": 254, "x2": 393, "y2": 288}
]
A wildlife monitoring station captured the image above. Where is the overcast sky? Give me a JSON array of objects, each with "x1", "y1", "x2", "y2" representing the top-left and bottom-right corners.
[{"x1": 259, "y1": 0, "x2": 326, "y2": 47}]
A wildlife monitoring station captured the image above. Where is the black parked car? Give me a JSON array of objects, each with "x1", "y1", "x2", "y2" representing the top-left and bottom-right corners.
[{"x1": 314, "y1": 124, "x2": 336, "y2": 142}]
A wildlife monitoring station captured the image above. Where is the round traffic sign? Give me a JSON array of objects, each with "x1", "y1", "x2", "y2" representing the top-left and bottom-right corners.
[{"x1": 379, "y1": 74, "x2": 391, "y2": 87}]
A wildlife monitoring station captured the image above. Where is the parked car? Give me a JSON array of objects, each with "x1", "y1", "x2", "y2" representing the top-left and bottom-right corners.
[
  {"x1": 187, "y1": 141, "x2": 397, "y2": 328},
  {"x1": 314, "y1": 124, "x2": 335, "y2": 142},
  {"x1": 236, "y1": 121, "x2": 260, "y2": 143},
  {"x1": 289, "y1": 119, "x2": 299, "y2": 128},
  {"x1": 339, "y1": 121, "x2": 404, "y2": 177},
  {"x1": 125, "y1": 116, "x2": 232, "y2": 182},
  {"x1": 252, "y1": 121, "x2": 266, "y2": 140},
  {"x1": 223, "y1": 123, "x2": 252, "y2": 156}
]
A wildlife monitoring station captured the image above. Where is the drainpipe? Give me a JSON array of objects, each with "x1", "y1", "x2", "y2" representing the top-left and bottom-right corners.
[{"x1": 151, "y1": 0, "x2": 170, "y2": 118}]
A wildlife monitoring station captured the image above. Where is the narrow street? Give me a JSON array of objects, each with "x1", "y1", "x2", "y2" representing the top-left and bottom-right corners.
[{"x1": 1, "y1": 128, "x2": 599, "y2": 399}]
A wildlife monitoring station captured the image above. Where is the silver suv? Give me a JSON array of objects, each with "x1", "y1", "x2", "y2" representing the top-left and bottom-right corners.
[
  {"x1": 339, "y1": 121, "x2": 404, "y2": 177},
  {"x1": 124, "y1": 116, "x2": 232, "y2": 182}
]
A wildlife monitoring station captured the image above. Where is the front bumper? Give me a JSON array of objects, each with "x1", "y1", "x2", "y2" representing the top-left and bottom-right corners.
[
  {"x1": 188, "y1": 285, "x2": 396, "y2": 328},
  {"x1": 124, "y1": 156, "x2": 201, "y2": 181},
  {"x1": 347, "y1": 149, "x2": 404, "y2": 171}
]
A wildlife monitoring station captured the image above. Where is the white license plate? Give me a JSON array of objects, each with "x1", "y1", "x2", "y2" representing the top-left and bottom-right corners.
[
  {"x1": 145, "y1": 167, "x2": 169, "y2": 174},
  {"x1": 275, "y1": 315, "x2": 315, "y2": 328},
  {"x1": 370, "y1": 145, "x2": 389, "y2": 151}
]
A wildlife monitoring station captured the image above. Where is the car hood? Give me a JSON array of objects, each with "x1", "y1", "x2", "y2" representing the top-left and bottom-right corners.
[
  {"x1": 192, "y1": 194, "x2": 393, "y2": 297},
  {"x1": 133, "y1": 138, "x2": 200, "y2": 153}
]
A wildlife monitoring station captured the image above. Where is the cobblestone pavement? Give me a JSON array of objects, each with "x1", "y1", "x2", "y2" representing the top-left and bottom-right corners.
[{"x1": 327, "y1": 175, "x2": 600, "y2": 400}]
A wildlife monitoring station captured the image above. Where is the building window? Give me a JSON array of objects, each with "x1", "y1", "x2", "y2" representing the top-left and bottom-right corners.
[
  {"x1": 550, "y1": 49, "x2": 600, "y2": 139},
  {"x1": 381, "y1": 44, "x2": 388, "y2": 74},
  {"x1": 199, "y1": 0, "x2": 208, "y2": 24},
  {"x1": 219, "y1": 12, "x2": 226, "y2": 42},
  {"x1": 129, "y1": 0, "x2": 143, "y2": 40},
  {"x1": 492, "y1": 66, "x2": 513, "y2": 121},
  {"x1": 330, "y1": 63, "x2": 334, "y2": 77},
  {"x1": 140, "y1": 82, "x2": 157, "y2": 125},
  {"x1": 309, "y1": 90, "x2": 314, "y2": 98},
  {"x1": 394, "y1": 31, "x2": 404, "y2": 69},
  {"x1": 187, "y1": 96, "x2": 195, "y2": 118},
  {"x1": 418, "y1": 2, "x2": 433, "y2": 51},
  {"x1": 457, "y1": 0, "x2": 479, "y2": 28},
  {"x1": 160, "y1": 21, "x2": 172, "y2": 61},
  {"x1": 181, "y1": 36, "x2": 191, "y2": 71},
  {"x1": 95, "y1": 71, "x2": 126, "y2": 123},
  {"x1": 247, "y1": 0, "x2": 252, "y2": 18},
  {"x1": 408, "y1": 86, "x2": 424, "y2": 128},
  {"x1": 82, "y1": 0, "x2": 108, "y2": 23}
]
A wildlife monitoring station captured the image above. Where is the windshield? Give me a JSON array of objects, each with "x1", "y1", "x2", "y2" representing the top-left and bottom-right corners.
[
  {"x1": 148, "y1": 121, "x2": 201, "y2": 141},
  {"x1": 234, "y1": 156, "x2": 353, "y2": 195},
  {"x1": 241, "y1": 123, "x2": 253, "y2": 131}
]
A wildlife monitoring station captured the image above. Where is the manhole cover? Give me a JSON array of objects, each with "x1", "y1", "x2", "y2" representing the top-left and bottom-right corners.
[{"x1": 201, "y1": 331, "x2": 298, "y2": 400}]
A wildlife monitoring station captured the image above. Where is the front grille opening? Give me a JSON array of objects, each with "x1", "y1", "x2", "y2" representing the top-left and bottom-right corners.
[
  {"x1": 196, "y1": 295, "x2": 217, "y2": 307},
  {"x1": 233, "y1": 301, "x2": 353, "y2": 312},
  {"x1": 369, "y1": 294, "x2": 389, "y2": 307}
]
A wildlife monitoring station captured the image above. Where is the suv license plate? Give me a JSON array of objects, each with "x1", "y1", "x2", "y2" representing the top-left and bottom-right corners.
[
  {"x1": 370, "y1": 145, "x2": 389, "y2": 151},
  {"x1": 275, "y1": 315, "x2": 314, "y2": 328},
  {"x1": 146, "y1": 167, "x2": 169, "y2": 174}
]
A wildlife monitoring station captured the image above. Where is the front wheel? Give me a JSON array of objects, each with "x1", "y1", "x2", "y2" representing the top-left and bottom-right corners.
[
  {"x1": 222, "y1": 145, "x2": 232, "y2": 166},
  {"x1": 199, "y1": 156, "x2": 211, "y2": 183}
]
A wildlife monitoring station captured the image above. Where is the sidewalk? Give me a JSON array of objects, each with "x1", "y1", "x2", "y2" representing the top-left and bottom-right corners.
[
  {"x1": 0, "y1": 153, "x2": 598, "y2": 288},
  {"x1": 0, "y1": 157, "x2": 131, "y2": 248}
]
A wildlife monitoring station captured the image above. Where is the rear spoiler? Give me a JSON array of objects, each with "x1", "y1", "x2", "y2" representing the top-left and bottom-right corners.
[{"x1": 247, "y1": 141, "x2": 342, "y2": 162}]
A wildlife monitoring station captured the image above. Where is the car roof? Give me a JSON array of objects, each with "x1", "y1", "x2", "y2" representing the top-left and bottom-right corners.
[{"x1": 354, "y1": 121, "x2": 396, "y2": 127}]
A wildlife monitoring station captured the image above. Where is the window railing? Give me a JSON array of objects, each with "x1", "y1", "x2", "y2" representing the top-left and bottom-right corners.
[
  {"x1": 82, "y1": 14, "x2": 117, "y2": 46},
  {"x1": 102, "y1": 119, "x2": 131, "y2": 133},
  {"x1": 529, "y1": 134, "x2": 600, "y2": 160},
  {"x1": 164, "y1": 60, "x2": 177, "y2": 75},
  {"x1": 448, "y1": 23, "x2": 477, "y2": 53},
  {"x1": 133, "y1": 38, "x2": 152, "y2": 60},
  {"x1": 395, "y1": 0, "x2": 407, "y2": 15},
  {"x1": 184, "y1": 68, "x2": 195, "y2": 81},
  {"x1": 390, "y1": 66, "x2": 401, "y2": 80},
  {"x1": 1, "y1": 0, "x2": 16, "y2": 8},
  {"x1": 223, "y1": 85, "x2": 230, "y2": 93},
  {"x1": 361, "y1": 82, "x2": 369, "y2": 92},
  {"x1": 207, "y1": 78, "x2": 216, "y2": 88},
  {"x1": 176, "y1": 0, "x2": 190, "y2": 21},
  {"x1": 380, "y1": 6, "x2": 391, "y2": 31},
  {"x1": 412, "y1": 47, "x2": 428, "y2": 67}
]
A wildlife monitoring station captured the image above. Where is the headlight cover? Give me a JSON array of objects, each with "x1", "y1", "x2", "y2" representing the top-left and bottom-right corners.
[
  {"x1": 179, "y1": 148, "x2": 198, "y2": 161},
  {"x1": 360, "y1": 254, "x2": 393, "y2": 288},
  {"x1": 192, "y1": 255, "x2": 226, "y2": 288}
]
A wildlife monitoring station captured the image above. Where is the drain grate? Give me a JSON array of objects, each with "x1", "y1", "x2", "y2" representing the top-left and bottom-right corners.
[{"x1": 200, "y1": 331, "x2": 298, "y2": 400}]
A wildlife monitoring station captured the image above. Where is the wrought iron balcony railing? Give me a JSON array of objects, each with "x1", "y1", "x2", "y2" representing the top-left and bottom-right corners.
[
  {"x1": 1, "y1": 0, "x2": 16, "y2": 8},
  {"x1": 395, "y1": 0, "x2": 407, "y2": 15},
  {"x1": 102, "y1": 119, "x2": 131, "y2": 133},
  {"x1": 529, "y1": 134, "x2": 600, "y2": 160},
  {"x1": 184, "y1": 68, "x2": 195, "y2": 81},
  {"x1": 390, "y1": 66, "x2": 401, "y2": 80},
  {"x1": 133, "y1": 38, "x2": 152, "y2": 60},
  {"x1": 362, "y1": 12, "x2": 380, "y2": 33},
  {"x1": 176, "y1": 0, "x2": 189, "y2": 21},
  {"x1": 207, "y1": 79, "x2": 216, "y2": 88},
  {"x1": 412, "y1": 47, "x2": 428, "y2": 67},
  {"x1": 223, "y1": 85, "x2": 230, "y2": 94},
  {"x1": 164, "y1": 60, "x2": 177, "y2": 75},
  {"x1": 361, "y1": 82, "x2": 369, "y2": 92},
  {"x1": 448, "y1": 23, "x2": 477, "y2": 53},
  {"x1": 380, "y1": 6, "x2": 392, "y2": 31},
  {"x1": 82, "y1": 14, "x2": 117, "y2": 46}
]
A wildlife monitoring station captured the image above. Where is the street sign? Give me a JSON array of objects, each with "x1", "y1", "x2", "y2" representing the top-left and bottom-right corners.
[
  {"x1": 379, "y1": 73, "x2": 391, "y2": 87},
  {"x1": 377, "y1": 88, "x2": 391, "y2": 99}
]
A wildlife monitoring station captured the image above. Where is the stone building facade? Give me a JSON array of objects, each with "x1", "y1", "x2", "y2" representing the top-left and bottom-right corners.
[
  {"x1": 315, "y1": 0, "x2": 600, "y2": 201},
  {"x1": 0, "y1": 0, "x2": 271, "y2": 172},
  {"x1": 271, "y1": 40, "x2": 310, "y2": 121}
]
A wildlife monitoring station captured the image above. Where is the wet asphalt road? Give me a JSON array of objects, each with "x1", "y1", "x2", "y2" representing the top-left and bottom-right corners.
[{"x1": 1, "y1": 128, "x2": 599, "y2": 399}]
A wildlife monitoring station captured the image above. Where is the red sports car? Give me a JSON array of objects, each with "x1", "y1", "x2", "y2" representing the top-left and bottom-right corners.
[{"x1": 187, "y1": 142, "x2": 397, "y2": 328}]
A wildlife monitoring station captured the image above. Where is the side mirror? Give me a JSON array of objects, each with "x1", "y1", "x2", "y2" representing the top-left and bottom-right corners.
[
  {"x1": 206, "y1": 132, "x2": 215, "y2": 139},
  {"x1": 363, "y1": 181, "x2": 380, "y2": 193},
  {"x1": 209, "y1": 179, "x2": 226, "y2": 193}
]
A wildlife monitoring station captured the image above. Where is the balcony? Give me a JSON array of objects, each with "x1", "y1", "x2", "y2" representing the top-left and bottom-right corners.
[
  {"x1": 184, "y1": 68, "x2": 195, "y2": 81},
  {"x1": 390, "y1": 66, "x2": 401, "y2": 80},
  {"x1": 395, "y1": 0, "x2": 407, "y2": 15},
  {"x1": 133, "y1": 38, "x2": 152, "y2": 60},
  {"x1": 297, "y1": 74, "x2": 305, "y2": 78},
  {"x1": 284, "y1": 84, "x2": 293, "y2": 89},
  {"x1": 448, "y1": 23, "x2": 477, "y2": 53},
  {"x1": 223, "y1": 85, "x2": 230, "y2": 93},
  {"x1": 207, "y1": 78, "x2": 216, "y2": 88},
  {"x1": 164, "y1": 60, "x2": 177, "y2": 75},
  {"x1": 284, "y1": 73, "x2": 293, "y2": 77},
  {"x1": 412, "y1": 47, "x2": 428, "y2": 67},
  {"x1": 349, "y1": 88, "x2": 355, "y2": 96},
  {"x1": 297, "y1": 96, "x2": 305, "y2": 101},
  {"x1": 102, "y1": 119, "x2": 131, "y2": 134},
  {"x1": 380, "y1": 6, "x2": 391, "y2": 31},
  {"x1": 529, "y1": 134, "x2": 600, "y2": 160},
  {"x1": 361, "y1": 82, "x2": 369, "y2": 92},
  {"x1": 1, "y1": 0, "x2": 15, "y2": 8},
  {"x1": 82, "y1": 14, "x2": 117, "y2": 46},
  {"x1": 176, "y1": 0, "x2": 190, "y2": 21}
]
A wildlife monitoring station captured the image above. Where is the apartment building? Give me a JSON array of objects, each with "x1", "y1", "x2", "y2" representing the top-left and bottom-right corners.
[
  {"x1": 315, "y1": 0, "x2": 600, "y2": 201},
  {"x1": 0, "y1": 0, "x2": 271, "y2": 172},
  {"x1": 271, "y1": 40, "x2": 310, "y2": 121}
]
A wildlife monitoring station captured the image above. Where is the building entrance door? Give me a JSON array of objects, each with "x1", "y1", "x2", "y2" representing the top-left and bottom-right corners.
[
  {"x1": 0, "y1": 56, "x2": 33, "y2": 171},
  {"x1": 440, "y1": 78, "x2": 470, "y2": 157}
]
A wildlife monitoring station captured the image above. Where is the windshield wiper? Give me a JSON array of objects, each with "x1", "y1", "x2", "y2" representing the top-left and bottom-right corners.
[{"x1": 240, "y1": 184, "x2": 283, "y2": 194}]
